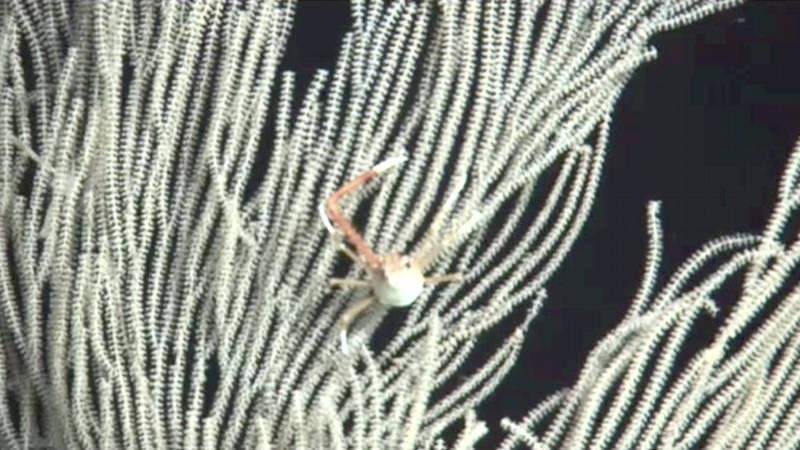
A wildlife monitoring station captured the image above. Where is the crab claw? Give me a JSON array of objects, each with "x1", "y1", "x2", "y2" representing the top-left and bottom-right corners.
[{"x1": 372, "y1": 155, "x2": 407, "y2": 174}]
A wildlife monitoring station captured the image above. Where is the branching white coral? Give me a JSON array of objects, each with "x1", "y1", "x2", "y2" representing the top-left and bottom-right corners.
[
  {"x1": 0, "y1": 1, "x2": 755, "y2": 449},
  {"x1": 500, "y1": 139, "x2": 800, "y2": 449}
]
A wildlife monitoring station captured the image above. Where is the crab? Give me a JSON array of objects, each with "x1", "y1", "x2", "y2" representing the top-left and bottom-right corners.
[{"x1": 319, "y1": 156, "x2": 464, "y2": 346}]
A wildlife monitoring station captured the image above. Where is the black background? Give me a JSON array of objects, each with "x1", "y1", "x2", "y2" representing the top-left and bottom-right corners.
[{"x1": 283, "y1": 1, "x2": 800, "y2": 447}]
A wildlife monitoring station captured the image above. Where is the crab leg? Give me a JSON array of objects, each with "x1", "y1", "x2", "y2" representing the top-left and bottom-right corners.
[
  {"x1": 329, "y1": 278, "x2": 370, "y2": 289},
  {"x1": 324, "y1": 157, "x2": 405, "y2": 271},
  {"x1": 338, "y1": 296, "x2": 377, "y2": 350},
  {"x1": 424, "y1": 273, "x2": 464, "y2": 286}
]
